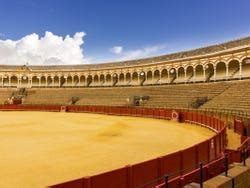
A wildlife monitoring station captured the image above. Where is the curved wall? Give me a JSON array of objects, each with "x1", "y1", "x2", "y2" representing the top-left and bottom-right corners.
[
  {"x1": 0, "y1": 104, "x2": 227, "y2": 188},
  {"x1": 0, "y1": 38, "x2": 250, "y2": 88}
]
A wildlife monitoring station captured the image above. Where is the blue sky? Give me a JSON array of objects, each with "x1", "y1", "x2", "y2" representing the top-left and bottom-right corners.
[{"x1": 0, "y1": 0, "x2": 250, "y2": 64}]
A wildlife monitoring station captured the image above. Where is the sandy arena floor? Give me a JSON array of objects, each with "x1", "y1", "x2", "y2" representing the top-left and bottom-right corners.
[{"x1": 0, "y1": 111, "x2": 215, "y2": 188}]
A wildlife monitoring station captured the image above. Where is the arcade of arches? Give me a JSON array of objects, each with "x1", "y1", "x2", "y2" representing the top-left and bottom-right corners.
[{"x1": 1, "y1": 55, "x2": 250, "y2": 88}]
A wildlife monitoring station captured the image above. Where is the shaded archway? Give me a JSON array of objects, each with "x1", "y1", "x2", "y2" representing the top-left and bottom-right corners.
[
  {"x1": 242, "y1": 58, "x2": 250, "y2": 77},
  {"x1": 161, "y1": 69, "x2": 168, "y2": 84},
  {"x1": 47, "y1": 76, "x2": 53, "y2": 87},
  {"x1": 11, "y1": 76, "x2": 18, "y2": 87},
  {"x1": 87, "y1": 75, "x2": 92, "y2": 87},
  {"x1": 139, "y1": 72, "x2": 146, "y2": 86},
  {"x1": 169, "y1": 68, "x2": 176, "y2": 83},
  {"x1": 100, "y1": 74, "x2": 105, "y2": 86},
  {"x1": 145, "y1": 71, "x2": 153, "y2": 85},
  {"x1": 112, "y1": 73, "x2": 118, "y2": 86},
  {"x1": 204, "y1": 63, "x2": 214, "y2": 82},
  {"x1": 125, "y1": 72, "x2": 131, "y2": 85},
  {"x1": 228, "y1": 60, "x2": 240, "y2": 79},
  {"x1": 105, "y1": 74, "x2": 112, "y2": 86},
  {"x1": 93, "y1": 75, "x2": 99, "y2": 86},
  {"x1": 118, "y1": 73, "x2": 125, "y2": 85},
  {"x1": 32, "y1": 76, "x2": 39, "y2": 87},
  {"x1": 194, "y1": 65, "x2": 204, "y2": 82},
  {"x1": 40, "y1": 76, "x2": 46, "y2": 87},
  {"x1": 54, "y1": 76, "x2": 60, "y2": 87},
  {"x1": 80, "y1": 75, "x2": 86, "y2": 87},
  {"x1": 153, "y1": 70, "x2": 160, "y2": 84},
  {"x1": 132, "y1": 72, "x2": 138, "y2": 85},
  {"x1": 186, "y1": 66, "x2": 194, "y2": 82},
  {"x1": 21, "y1": 75, "x2": 29, "y2": 87},
  {"x1": 177, "y1": 67, "x2": 185, "y2": 83},
  {"x1": 216, "y1": 62, "x2": 226, "y2": 80},
  {"x1": 73, "y1": 75, "x2": 79, "y2": 86}
]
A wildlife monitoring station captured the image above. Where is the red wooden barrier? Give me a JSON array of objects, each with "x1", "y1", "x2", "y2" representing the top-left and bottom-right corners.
[
  {"x1": 234, "y1": 119, "x2": 244, "y2": 135},
  {"x1": 0, "y1": 105, "x2": 228, "y2": 188}
]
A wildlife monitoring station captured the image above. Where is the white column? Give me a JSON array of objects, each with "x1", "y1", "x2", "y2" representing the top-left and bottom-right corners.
[
  {"x1": 193, "y1": 69, "x2": 196, "y2": 82},
  {"x1": 226, "y1": 64, "x2": 229, "y2": 79},
  {"x1": 159, "y1": 72, "x2": 162, "y2": 84},
  {"x1": 52, "y1": 77, "x2": 55, "y2": 87},
  {"x1": 214, "y1": 67, "x2": 217, "y2": 81},
  {"x1": 8, "y1": 77, "x2": 11, "y2": 87},
  {"x1": 38, "y1": 78, "x2": 41, "y2": 87},
  {"x1": 184, "y1": 68, "x2": 187, "y2": 83},
  {"x1": 78, "y1": 76, "x2": 80, "y2": 86},
  {"x1": 19, "y1": 78, "x2": 21, "y2": 88},
  {"x1": 59, "y1": 77, "x2": 61, "y2": 87},
  {"x1": 167, "y1": 70, "x2": 170, "y2": 83},
  {"x1": 203, "y1": 68, "x2": 206, "y2": 82},
  {"x1": 1, "y1": 76, "x2": 3, "y2": 87},
  {"x1": 239, "y1": 62, "x2": 242, "y2": 78},
  {"x1": 45, "y1": 77, "x2": 48, "y2": 87},
  {"x1": 65, "y1": 78, "x2": 68, "y2": 87},
  {"x1": 29, "y1": 78, "x2": 32, "y2": 88}
]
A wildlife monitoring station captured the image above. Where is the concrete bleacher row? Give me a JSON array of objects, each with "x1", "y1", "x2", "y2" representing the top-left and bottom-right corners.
[
  {"x1": 201, "y1": 80, "x2": 250, "y2": 114},
  {"x1": 0, "y1": 82, "x2": 227, "y2": 107},
  {"x1": 22, "y1": 83, "x2": 229, "y2": 108},
  {"x1": 0, "y1": 80, "x2": 250, "y2": 114}
]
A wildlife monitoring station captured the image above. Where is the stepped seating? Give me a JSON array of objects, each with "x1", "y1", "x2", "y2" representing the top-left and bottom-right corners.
[
  {"x1": 1, "y1": 80, "x2": 250, "y2": 114},
  {"x1": 200, "y1": 80, "x2": 250, "y2": 113},
  {"x1": 19, "y1": 82, "x2": 229, "y2": 108},
  {"x1": 0, "y1": 89, "x2": 13, "y2": 104}
]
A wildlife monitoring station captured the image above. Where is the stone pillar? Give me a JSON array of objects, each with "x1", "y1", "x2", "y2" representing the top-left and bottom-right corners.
[
  {"x1": 29, "y1": 78, "x2": 32, "y2": 88},
  {"x1": 59, "y1": 77, "x2": 61, "y2": 87},
  {"x1": 193, "y1": 69, "x2": 196, "y2": 81},
  {"x1": 65, "y1": 77, "x2": 68, "y2": 87},
  {"x1": 167, "y1": 70, "x2": 170, "y2": 83},
  {"x1": 45, "y1": 77, "x2": 48, "y2": 87},
  {"x1": 52, "y1": 77, "x2": 54, "y2": 87},
  {"x1": 159, "y1": 72, "x2": 162, "y2": 84},
  {"x1": 8, "y1": 77, "x2": 11, "y2": 87},
  {"x1": 239, "y1": 62, "x2": 242, "y2": 78},
  {"x1": 38, "y1": 77, "x2": 41, "y2": 87},
  {"x1": 214, "y1": 67, "x2": 217, "y2": 81},
  {"x1": 184, "y1": 68, "x2": 187, "y2": 83},
  {"x1": 203, "y1": 67, "x2": 206, "y2": 82},
  {"x1": 78, "y1": 76, "x2": 80, "y2": 86},
  {"x1": 1, "y1": 76, "x2": 3, "y2": 87},
  {"x1": 226, "y1": 64, "x2": 229, "y2": 79},
  {"x1": 18, "y1": 78, "x2": 21, "y2": 88}
]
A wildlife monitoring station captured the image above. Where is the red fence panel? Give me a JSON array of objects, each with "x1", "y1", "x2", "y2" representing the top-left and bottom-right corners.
[
  {"x1": 49, "y1": 178, "x2": 84, "y2": 188},
  {"x1": 197, "y1": 141, "x2": 209, "y2": 164},
  {"x1": 90, "y1": 167, "x2": 127, "y2": 188},
  {"x1": 234, "y1": 119, "x2": 244, "y2": 135},
  {"x1": 181, "y1": 147, "x2": 197, "y2": 174},
  {"x1": 132, "y1": 159, "x2": 159, "y2": 187},
  {"x1": 161, "y1": 151, "x2": 182, "y2": 178}
]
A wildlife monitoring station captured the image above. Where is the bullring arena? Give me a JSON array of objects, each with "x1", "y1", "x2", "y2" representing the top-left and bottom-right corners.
[{"x1": 0, "y1": 37, "x2": 250, "y2": 188}]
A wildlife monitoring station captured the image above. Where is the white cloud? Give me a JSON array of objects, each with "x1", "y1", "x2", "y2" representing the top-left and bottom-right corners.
[
  {"x1": 117, "y1": 44, "x2": 166, "y2": 61},
  {"x1": 0, "y1": 31, "x2": 87, "y2": 65},
  {"x1": 110, "y1": 46, "x2": 123, "y2": 54}
]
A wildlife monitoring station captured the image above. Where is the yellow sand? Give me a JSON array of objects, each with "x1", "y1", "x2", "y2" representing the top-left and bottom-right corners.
[{"x1": 0, "y1": 111, "x2": 215, "y2": 188}]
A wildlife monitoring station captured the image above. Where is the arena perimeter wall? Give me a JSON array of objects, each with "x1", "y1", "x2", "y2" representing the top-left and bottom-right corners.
[{"x1": 0, "y1": 105, "x2": 227, "y2": 188}]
